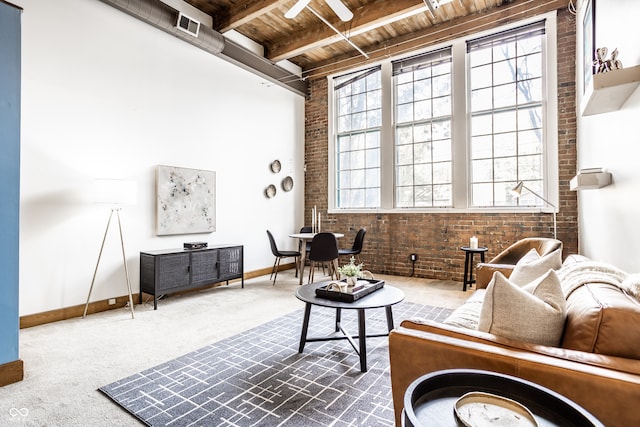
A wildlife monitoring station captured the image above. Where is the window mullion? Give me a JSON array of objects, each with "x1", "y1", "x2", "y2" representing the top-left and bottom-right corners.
[
  {"x1": 380, "y1": 61, "x2": 394, "y2": 209},
  {"x1": 451, "y1": 40, "x2": 469, "y2": 209}
]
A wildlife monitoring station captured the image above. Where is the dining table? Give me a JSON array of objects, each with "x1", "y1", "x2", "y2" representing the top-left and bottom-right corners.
[{"x1": 289, "y1": 232, "x2": 344, "y2": 285}]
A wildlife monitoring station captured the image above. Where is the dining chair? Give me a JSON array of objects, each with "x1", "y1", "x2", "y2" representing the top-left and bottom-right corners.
[
  {"x1": 298, "y1": 226, "x2": 312, "y2": 257},
  {"x1": 307, "y1": 232, "x2": 339, "y2": 284},
  {"x1": 266, "y1": 230, "x2": 301, "y2": 285},
  {"x1": 338, "y1": 228, "x2": 366, "y2": 264}
]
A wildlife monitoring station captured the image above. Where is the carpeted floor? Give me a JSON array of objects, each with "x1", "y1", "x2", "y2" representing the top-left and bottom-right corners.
[{"x1": 100, "y1": 301, "x2": 452, "y2": 426}]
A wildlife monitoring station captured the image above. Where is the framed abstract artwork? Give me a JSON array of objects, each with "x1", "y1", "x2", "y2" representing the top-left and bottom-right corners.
[{"x1": 156, "y1": 165, "x2": 216, "y2": 235}]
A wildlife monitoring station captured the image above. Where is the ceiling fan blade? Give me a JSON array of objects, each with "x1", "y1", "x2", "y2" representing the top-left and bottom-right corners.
[
  {"x1": 326, "y1": 0, "x2": 353, "y2": 22},
  {"x1": 284, "y1": 0, "x2": 311, "y2": 19}
]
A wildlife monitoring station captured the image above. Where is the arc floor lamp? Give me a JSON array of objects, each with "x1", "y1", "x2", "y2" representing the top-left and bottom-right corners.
[
  {"x1": 511, "y1": 181, "x2": 557, "y2": 239},
  {"x1": 83, "y1": 179, "x2": 137, "y2": 319}
]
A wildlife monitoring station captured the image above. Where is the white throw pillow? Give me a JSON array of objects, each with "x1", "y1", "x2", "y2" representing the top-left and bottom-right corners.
[
  {"x1": 478, "y1": 270, "x2": 566, "y2": 346},
  {"x1": 509, "y1": 247, "x2": 563, "y2": 286}
]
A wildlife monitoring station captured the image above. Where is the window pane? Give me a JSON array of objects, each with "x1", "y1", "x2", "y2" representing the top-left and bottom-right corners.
[
  {"x1": 396, "y1": 144, "x2": 413, "y2": 165},
  {"x1": 366, "y1": 148, "x2": 380, "y2": 168},
  {"x1": 366, "y1": 167, "x2": 380, "y2": 187},
  {"x1": 493, "y1": 59, "x2": 517, "y2": 85},
  {"x1": 494, "y1": 157, "x2": 517, "y2": 181},
  {"x1": 432, "y1": 139, "x2": 451, "y2": 162},
  {"x1": 494, "y1": 132, "x2": 517, "y2": 157},
  {"x1": 471, "y1": 113, "x2": 492, "y2": 136},
  {"x1": 518, "y1": 130, "x2": 542, "y2": 155},
  {"x1": 414, "y1": 164, "x2": 432, "y2": 185},
  {"x1": 415, "y1": 186, "x2": 433, "y2": 206},
  {"x1": 518, "y1": 154, "x2": 542, "y2": 180},
  {"x1": 397, "y1": 103, "x2": 413, "y2": 123},
  {"x1": 365, "y1": 131, "x2": 380, "y2": 148},
  {"x1": 397, "y1": 165, "x2": 413, "y2": 186},
  {"x1": 365, "y1": 188, "x2": 380, "y2": 207},
  {"x1": 433, "y1": 162, "x2": 451, "y2": 184},
  {"x1": 494, "y1": 110, "x2": 516, "y2": 133},
  {"x1": 472, "y1": 159, "x2": 493, "y2": 182},
  {"x1": 470, "y1": 64, "x2": 492, "y2": 90},
  {"x1": 396, "y1": 187, "x2": 414, "y2": 207},
  {"x1": 494, "y1": 83, "x2": 517, "y2": 109},
  {"x1": 414, "y1": 142, "x2": 431, "y2": 163},
  {"x1": 472, "y1": 183, "x2": 494, "y2": 206},
  {"x1": 471, "y1": 135, "x2": 493, "y2": 159},
  {"x1": 415, "y1": 100, "x2": 432, "y2": 120},
  {"x1": 471, "y1": 87, "x2": 493, "y2": 112}
]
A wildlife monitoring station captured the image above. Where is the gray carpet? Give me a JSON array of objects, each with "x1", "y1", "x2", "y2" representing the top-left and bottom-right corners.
[{"x1": 99, "y1": 301, "x2": 452, "y2": 426}]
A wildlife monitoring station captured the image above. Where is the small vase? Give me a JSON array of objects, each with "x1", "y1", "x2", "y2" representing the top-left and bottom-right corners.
[{"x1": 346, "y1": 276, "x2": 358, "y2": 288}]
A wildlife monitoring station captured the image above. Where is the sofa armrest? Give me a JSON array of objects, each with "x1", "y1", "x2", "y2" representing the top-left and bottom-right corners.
[
  {"x1": 389, "y1": 323, "x2": 640, "y2": 427},
  {"x1": 475, "y1": 263, "x2": 514, "y2": 288}
]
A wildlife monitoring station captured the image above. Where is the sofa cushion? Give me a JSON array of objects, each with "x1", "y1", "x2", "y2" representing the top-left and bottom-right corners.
[
  {"x1": 562, "y1": 282, "x2": 640, "y2": 359},
  {"x1": 509, "y1": 247, "x2": 563, "y2": 286},
  {"x1": 478, "y1": 270, "x2": 566, "y2": 346},
  {"x1": 442, "y1": 289, "x2": 485, "y2": 329},
  {"x1": 557, "y1": 259, "x2": 640, "y2": 358}
]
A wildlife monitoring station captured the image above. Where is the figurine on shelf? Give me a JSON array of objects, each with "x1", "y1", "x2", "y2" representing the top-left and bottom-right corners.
[{"x1": 594, "y1": 47, "x2": 623, "y2": 73}]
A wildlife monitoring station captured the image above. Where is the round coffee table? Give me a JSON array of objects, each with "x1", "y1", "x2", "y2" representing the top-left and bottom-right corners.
[
  {"x1": 295, "y1": 281, "x2": 405, "y2": 372},
  {"x1": 404, "y1": 369, "x2": 604, "y2": 426}
]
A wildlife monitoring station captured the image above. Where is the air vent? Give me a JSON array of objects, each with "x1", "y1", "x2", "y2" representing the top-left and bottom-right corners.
[{"x1": 176, "y1": 12, "x2": 200, "y2": 37}]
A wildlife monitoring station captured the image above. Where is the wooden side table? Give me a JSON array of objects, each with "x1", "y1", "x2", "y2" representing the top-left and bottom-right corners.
[{"x1": 460, "y1": 246, "x2": 488, "y2": 291}]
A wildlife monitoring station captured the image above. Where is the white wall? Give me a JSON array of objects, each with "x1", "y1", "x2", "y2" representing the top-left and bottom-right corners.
[
  {"x1": 17, "y1": 0, "x2": 305, "y2": 315},
  {"x1": 576, "y1": 0, "x2": 640, "y2": 273}
]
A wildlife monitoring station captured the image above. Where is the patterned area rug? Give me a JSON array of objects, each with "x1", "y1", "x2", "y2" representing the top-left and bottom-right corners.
[{"x1": 100, "y1": 301, "x2": 452, "y2": 426}]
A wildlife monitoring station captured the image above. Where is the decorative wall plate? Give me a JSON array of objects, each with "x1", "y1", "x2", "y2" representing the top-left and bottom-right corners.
[
  {"x1": 270, "y1": 160, "x2": 281, "y2": 173},
  {"x1": 265, "y1": 184, "x2": 277, "y2": 198},
  {"x1": 282, "y1": 176, "x2": 294, "y2": 192}
]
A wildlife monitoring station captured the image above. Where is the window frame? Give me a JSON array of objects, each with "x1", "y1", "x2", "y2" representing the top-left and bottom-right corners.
[{"x1": 327, "y1": 13, "x2": 558, "y2": 214}]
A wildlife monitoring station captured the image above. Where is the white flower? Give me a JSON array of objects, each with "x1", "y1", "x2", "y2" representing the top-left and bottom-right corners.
[{"x1": 338, "y1": 256, "x2": 364, "y2": 277}]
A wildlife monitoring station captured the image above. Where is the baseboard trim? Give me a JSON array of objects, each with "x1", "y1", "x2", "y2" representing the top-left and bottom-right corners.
[
  {"x1": 20, "y1": 294, "x2": 138, "y2": 329},
  {"x1": 19, "y1": 266, "x2": 296, "y2": 329},
  {"x1": 0, "y1": 359, "x2": 24, "y2": 387}
]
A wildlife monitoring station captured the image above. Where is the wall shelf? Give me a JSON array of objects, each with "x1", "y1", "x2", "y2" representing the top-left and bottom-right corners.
[
  {"x1": 570, "y1": 168, "x2": 612, "y2": 191},
  {"x1": 581, "y1": 65, "x2": 640, "y2": 116}
]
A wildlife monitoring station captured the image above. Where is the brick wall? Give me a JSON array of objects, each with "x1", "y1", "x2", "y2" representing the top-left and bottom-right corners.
[{"x1": 304, "y1": 9, "x2": 577, "y2": 282}]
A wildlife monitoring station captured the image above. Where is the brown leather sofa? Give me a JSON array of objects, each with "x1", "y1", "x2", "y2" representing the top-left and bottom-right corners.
[
  {"x1": 389, "y1": 255, "x2": 640, "y2": 427},
  {"x1": 475, "y1": 237, "x2": 562, "y2": 288}
]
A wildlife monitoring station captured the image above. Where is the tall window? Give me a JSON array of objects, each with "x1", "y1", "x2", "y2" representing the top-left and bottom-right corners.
[
  {"x1": 469, "y1": 22, "x2": 546, "y2": 207},
  {"x1": 334, "y1": 66, "x2": 382, "y2": 208},
  {"x1": 328, "y1": 15, "x2": 557, "y2": 212},
  {"x1": 393, "y1": 48, "x2": 452, "y2": 207}
]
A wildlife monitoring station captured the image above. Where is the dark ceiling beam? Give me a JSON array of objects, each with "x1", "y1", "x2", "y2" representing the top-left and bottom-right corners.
[{"x1": 267, "y1": 0, "x2": 426, "y2": 62}]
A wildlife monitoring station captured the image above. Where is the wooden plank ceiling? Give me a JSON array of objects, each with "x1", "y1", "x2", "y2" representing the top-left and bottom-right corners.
[{"x1": 183, "y1": 0, "x2": 569, "y2": 79}]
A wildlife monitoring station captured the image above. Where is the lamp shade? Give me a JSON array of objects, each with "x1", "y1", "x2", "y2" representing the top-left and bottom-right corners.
[
  {"x1": 510, "y1": 181, "x2": 524, "y2": 197},
  {"x1": 93, "y1": 179, "x2": 137, "y2": 206}
]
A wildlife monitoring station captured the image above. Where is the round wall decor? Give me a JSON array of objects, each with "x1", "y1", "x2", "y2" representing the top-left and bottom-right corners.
[
  {"x1": 282, "y1": 176, "x2": 294, "y2": 192},
  {"x1": 265, "y1": 184, "x2": 277, "y2": 198},
  {"x1": 270, "y1": 160, "x2": 281, "y2": 173}
]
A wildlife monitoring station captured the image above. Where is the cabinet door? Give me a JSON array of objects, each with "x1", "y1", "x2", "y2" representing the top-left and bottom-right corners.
[
  {"x1": 156, "y1": 253, "x2": 190, "y2": 291},
  {"x1": 219, "y1": 246, "x2": 243, "y2": 280},
  {"x1": 191, "y1": 250, "x2": 219, "y2": 285}
]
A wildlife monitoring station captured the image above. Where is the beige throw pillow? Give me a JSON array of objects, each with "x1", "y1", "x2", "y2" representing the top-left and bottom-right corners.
[
  {"x1": 509, "y1": 247, "x2": 563, "y2": 286},
  {"x1": 478, "y1": 270, "x2": 566, "y2": 346}
]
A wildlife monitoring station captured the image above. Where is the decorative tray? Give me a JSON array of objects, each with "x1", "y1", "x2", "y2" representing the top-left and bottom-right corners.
[
  {"x1": 454, "y1": 392, "x2": 537, "y2": 427},
  {"x1": 315, "y1": 278, "x2": 384, "y2": 302}
]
